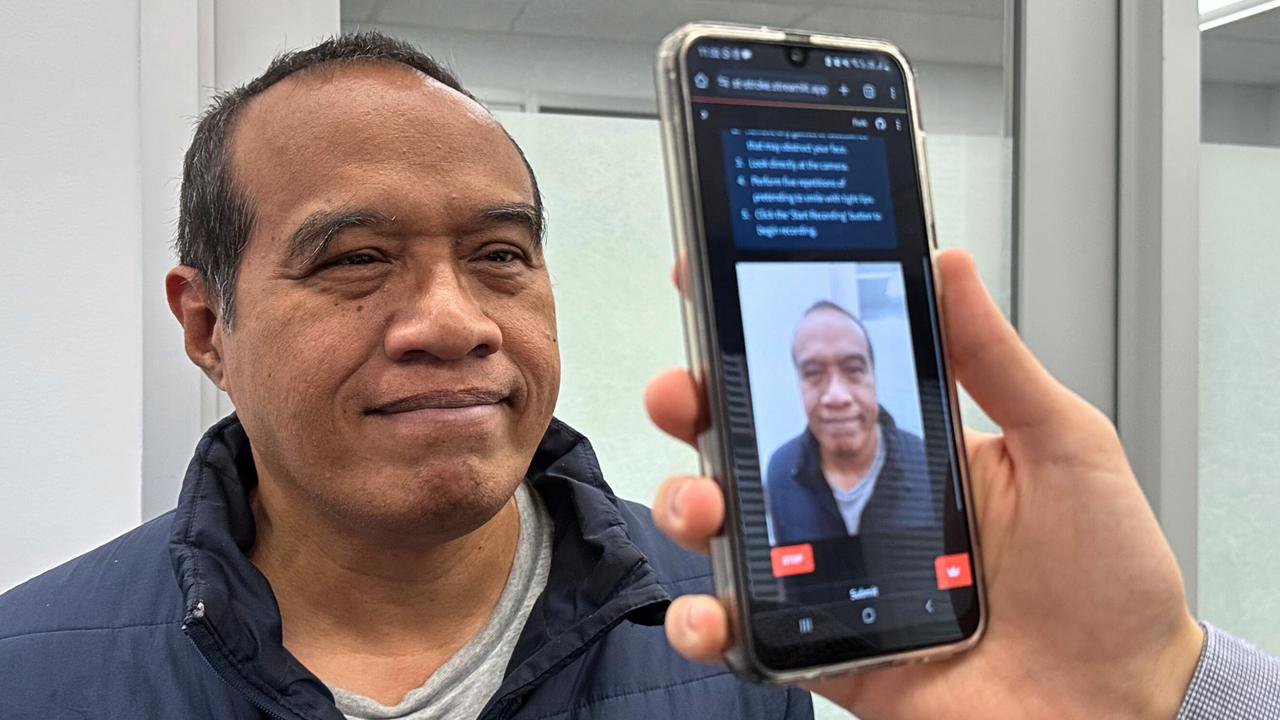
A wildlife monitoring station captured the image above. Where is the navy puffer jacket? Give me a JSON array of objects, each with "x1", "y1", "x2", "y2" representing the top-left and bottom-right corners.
[{"x1": 0, "y1": 415, "x2": 811, "y2": 719}]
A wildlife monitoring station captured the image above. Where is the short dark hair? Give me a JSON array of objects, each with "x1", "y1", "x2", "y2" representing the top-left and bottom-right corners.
[
  {"x1": 175, "y1": 31, "x2": 544, "y2": 328},
  {"x1": 793, "y1": 300, "x2": 876, "y2": 368}
]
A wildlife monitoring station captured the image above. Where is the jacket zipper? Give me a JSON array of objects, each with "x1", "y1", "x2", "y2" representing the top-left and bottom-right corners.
[{"x1": 183, "y1": 601, "x2": 294, "y2": 720}]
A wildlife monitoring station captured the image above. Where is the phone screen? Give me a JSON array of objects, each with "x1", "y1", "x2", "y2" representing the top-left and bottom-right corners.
[{"x1": 680, "y1": 38, "x2": 981, "y2": 670}]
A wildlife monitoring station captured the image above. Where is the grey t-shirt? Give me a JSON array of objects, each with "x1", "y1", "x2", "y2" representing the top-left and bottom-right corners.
[
  {"x1": 827, "y1": 426, "x2": 885, "y2": 535},
  {"x1": 330, "y1": 482, "x2": 553, "y2": 720}
]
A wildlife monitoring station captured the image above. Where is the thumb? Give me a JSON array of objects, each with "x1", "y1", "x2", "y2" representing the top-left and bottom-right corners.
[{"x1": 936, "y1": 249, "x2": 1075, "y2": 435}]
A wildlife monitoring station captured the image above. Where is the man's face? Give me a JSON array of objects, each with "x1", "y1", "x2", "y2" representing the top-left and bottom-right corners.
[
  {"x1": 215, "y1": 63, "x2": 559, "y2": 538},
  {"x1": 793, "y1": 309, "x2": 878, "y2": 459}
]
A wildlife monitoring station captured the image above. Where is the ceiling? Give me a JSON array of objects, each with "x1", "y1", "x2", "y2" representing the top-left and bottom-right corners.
[
  {"x1": 343, "y1": 1, "x2": 1280, "y2": 86},
  {"x1": 341, "y1": 0, "x2": 1007, "y2": 67},
  {"x1": 1203, "y1": 7, "x2": 1280, "y2": 85}
]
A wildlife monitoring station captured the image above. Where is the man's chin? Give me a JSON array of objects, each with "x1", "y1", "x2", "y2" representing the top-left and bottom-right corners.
[
  {"x1": 341, "y1": 468, "x2": 520, "y2": 538},
  {"x1": 817, "y1": 432, "x2": 870, "y2": 456},
  {"x1": 356, "y1": 414, "x2": 515, "y2": 463}
]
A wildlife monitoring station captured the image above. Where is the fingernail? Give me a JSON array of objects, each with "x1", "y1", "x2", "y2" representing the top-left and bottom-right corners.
[{"x1": 668, "y1": 479, "x2": 687, "y2": 521}]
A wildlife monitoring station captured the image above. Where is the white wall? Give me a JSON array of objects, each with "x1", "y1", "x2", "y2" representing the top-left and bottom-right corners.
[
  {"x1": 141, "y1": 0, "x2": 341, "y2": 520},
  {"x1": 0, "y1": 0, "x2": 342, "y2": 592},
  {"x1": 0, "y1": 1, "x2": 144, "y2": 592},
  {"x1": 140, "y1": 0, "x2": 206, "y2": 528}
]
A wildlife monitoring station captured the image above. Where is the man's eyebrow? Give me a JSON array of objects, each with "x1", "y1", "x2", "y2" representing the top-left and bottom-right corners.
[
  {"x1": 286, "y1": 208, "x2": 395, "y2": 266},
  {"x1": 474, "y1": 203, "x2": 544, "y2": 248}
]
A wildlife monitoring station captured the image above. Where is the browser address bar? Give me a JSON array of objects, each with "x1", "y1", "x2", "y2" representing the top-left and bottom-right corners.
[{"x1": 704, "y1": 70, "x2": 831, "y2": 101}]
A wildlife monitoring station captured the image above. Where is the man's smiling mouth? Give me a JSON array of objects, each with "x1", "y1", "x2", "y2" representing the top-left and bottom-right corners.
[{"x1": 366, "y1": 388, "x2": 509, "y2": 415}]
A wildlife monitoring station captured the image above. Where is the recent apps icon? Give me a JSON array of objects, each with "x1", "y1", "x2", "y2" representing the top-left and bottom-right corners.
[{"x1": 934, "y1": 552, "x2": 973, "y2": 590}]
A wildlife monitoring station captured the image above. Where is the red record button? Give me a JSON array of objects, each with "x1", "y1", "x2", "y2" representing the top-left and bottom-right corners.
[
  {"x1": 934, "y1": 552, "x2": 973, "y2": 590},
  {"x1": 770, "y1": 544, "x2": 815, "y2": 577}
]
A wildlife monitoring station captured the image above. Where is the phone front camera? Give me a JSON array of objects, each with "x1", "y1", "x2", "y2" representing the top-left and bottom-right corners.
[{"x1": 786, "y1": 47, "x2": 808, "y2": 66}]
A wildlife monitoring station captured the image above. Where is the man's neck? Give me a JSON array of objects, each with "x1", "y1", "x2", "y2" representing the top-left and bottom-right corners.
[
  {"x1": 820, "y1": 430, "x2": 880, "y2": 493},
  {"x1": 247, "y1": 476, "x2": 522, "y2": 705}
]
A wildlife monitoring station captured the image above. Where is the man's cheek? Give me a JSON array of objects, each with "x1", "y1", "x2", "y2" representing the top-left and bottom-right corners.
[
  {"x1": 503, "y1": 321, "x2": 558, "y2": 384},
  {"x1": 799, "y1": 387, "x2": 818, "y2": 411},
  {"x1": 244, "y1": 333, "x2": 340, "y2": 414}
]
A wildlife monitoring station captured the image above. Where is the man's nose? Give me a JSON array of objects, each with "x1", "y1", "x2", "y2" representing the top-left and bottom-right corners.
[
  {"x1": 821, "y1": 376, "x2": 855, "y2": 407},
  {"x1": 383, "y1": 267, "x2": 503, "y2": 363}
]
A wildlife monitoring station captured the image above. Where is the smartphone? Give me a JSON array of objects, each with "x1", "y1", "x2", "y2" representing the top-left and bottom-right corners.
[{"x1": 655, "y1": 22, "x2": 985, "y2": 682}]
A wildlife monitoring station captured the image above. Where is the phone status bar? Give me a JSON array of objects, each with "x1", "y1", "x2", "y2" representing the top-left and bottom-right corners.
[
  {"x1": 696, "y1": 44, "x2": 754, "y2": 62},
  {"x1": 822, "y1": 53, "x2": 895, "y2": 72}
]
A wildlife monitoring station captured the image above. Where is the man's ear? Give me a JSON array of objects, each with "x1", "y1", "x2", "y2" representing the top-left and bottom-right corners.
[{"x1": 166, "y1": 266, "x2": 228, "y2": 390}]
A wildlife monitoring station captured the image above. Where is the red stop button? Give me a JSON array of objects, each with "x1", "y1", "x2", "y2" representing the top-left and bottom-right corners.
[{"x1": 771, "y1": 544, "x2": 815, "y2": 577}]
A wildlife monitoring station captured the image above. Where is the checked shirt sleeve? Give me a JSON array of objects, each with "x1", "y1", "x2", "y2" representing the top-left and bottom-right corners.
[{"x1": 1176, "y1": 623, "x2": 1280, "y2": 719}]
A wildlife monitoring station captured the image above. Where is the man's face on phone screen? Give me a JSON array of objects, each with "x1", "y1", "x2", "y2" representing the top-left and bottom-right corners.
[{"x1": 793, "y1": 308, "x2": 879, "y2": 459}]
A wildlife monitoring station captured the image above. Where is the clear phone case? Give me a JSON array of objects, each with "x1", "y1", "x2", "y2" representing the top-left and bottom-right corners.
[{"x1": 653, "y1": 21, "x2": 986, "y2": 683}]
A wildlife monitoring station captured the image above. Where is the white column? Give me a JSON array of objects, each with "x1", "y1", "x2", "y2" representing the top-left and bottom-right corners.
[
  {"x1": 1014, "y1": 0, "x2": 1119, "y2": 417},
  {"x1": 0, "y1": 1, "x2": 144, "y2": 590},
  {"x1": 209, "y1": 0, "x2": 342, "y2": 89},
  {"x1": 140, "y1": 0, "x2": 340, "y2": 518},
  {"x1": 140, "y1": 0, "x2": 205, "y2": 520},
  {"x1": 1116, "y1": 0, "x2": 1201, "y2": 608}
]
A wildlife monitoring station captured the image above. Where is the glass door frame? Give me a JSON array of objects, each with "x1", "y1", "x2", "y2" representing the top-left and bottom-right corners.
[{"x1": 1015, "y1": 0, "x2": 1201, "y2": 607}]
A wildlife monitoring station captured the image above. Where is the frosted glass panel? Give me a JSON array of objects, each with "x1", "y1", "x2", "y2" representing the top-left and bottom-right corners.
[
  {"x1": 1198, "y1": 142, "x2": 1280, "y2": 654},
  {"x1": 498, "y1": 110, "x2": 1012, "y2": 507},
  {"x1": 501, "y1": 112, "x2": 1009, "y2": 720},
  {"x1": 496, "y1": 111, "x2": 699, "y2": 507},
  {"x1": 927, "y1": 135, "x2": 1014, "y2": 314},
  {"x1": 928, "y1": 135, "x2": 1014, "y2": 434}
]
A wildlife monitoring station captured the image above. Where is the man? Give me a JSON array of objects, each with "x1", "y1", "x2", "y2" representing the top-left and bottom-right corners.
[
  {"x1": 0, "y1": 34, "x2": 809, "y2": 719},
  {"x1": 765, "y1": 300, "x2": 933, "y2": 545}
]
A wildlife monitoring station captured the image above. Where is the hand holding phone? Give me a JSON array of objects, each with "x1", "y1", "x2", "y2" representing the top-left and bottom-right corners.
[{"x1": 648, "y1": 249, "x2": 1205, "y2": 717}]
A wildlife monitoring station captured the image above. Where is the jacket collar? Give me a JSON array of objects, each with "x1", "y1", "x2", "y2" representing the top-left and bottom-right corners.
[
  {"x1": 484, "y1": 419, "x2": 671, "y2": 718},
  {"x1": 169, "y1": 415, "x2": 670, "y2": 720}
]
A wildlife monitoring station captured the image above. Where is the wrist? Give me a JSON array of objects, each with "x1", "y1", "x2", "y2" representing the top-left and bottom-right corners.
[{"x1": 1138, "y1": 614, "x2": 1205, "y2": 719}]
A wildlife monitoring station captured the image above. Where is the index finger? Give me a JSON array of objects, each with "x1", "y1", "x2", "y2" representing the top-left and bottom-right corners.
[{"x1": 644, "y1": 367, "x2": 706, "y2": 447}]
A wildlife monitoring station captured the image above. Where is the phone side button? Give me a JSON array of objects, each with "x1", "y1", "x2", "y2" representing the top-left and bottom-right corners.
[{"x1": 709, "y1": 535, "x2": 737, "y2": 600}]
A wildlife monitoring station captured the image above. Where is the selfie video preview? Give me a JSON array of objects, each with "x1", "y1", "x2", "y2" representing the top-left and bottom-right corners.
[{"x1": 738, "y1": 259, "x2": 970, "y2": 597}]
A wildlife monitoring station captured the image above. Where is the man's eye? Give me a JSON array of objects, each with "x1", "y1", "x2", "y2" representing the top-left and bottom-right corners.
[
  {"x1": 484, "y1": 248, "x2": 521, "y2": 264},
  {"x1": 327, "y1": 252, "x2": 380, "y2": 267}
]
